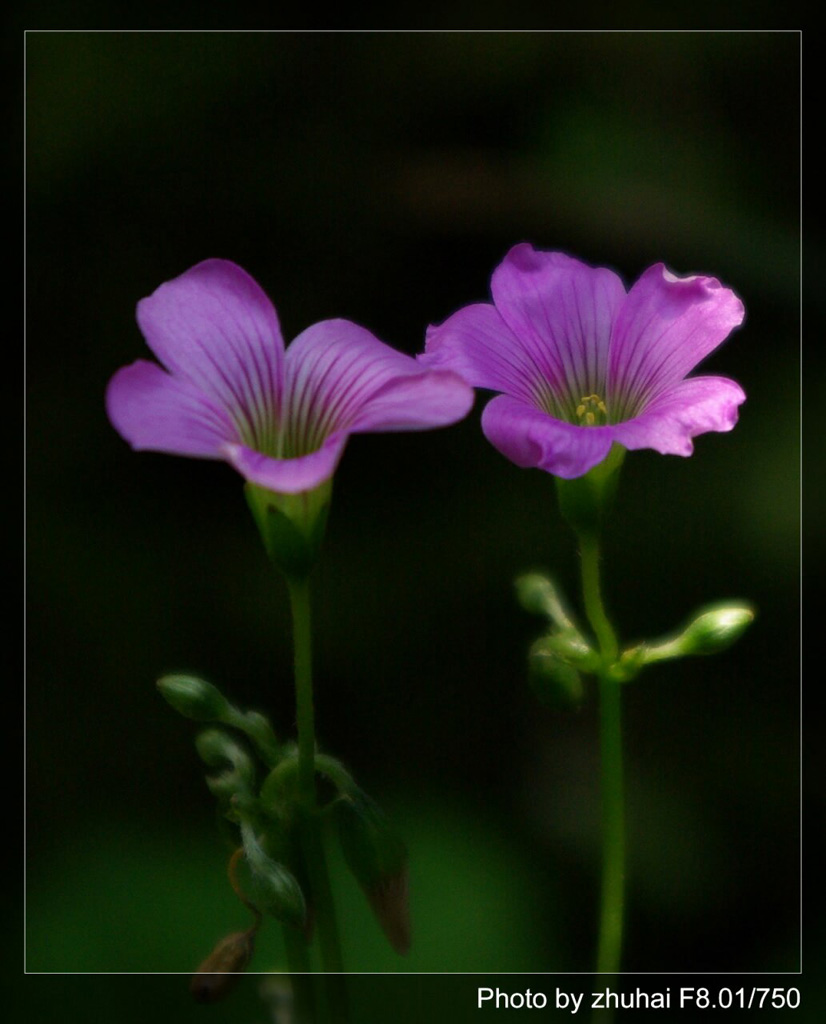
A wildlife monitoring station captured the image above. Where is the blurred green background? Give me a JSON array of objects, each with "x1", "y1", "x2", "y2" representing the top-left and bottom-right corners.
[{"x1": 26, "y1": 28, "x2": 800, "y2": 1003}]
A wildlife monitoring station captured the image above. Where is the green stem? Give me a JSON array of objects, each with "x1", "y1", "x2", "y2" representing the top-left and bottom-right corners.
[
  {"x1": 289, "y1": 576, "x2": 317, "y2": 807},
  {"x1": 579, "y1": 534, "x2": 618, "y2": 664},
  {"x1": 287, "y1": 576, "x2": 349, "y2": 1023},
  {"x1": 283, "y1": 925, "x2": 316, "y2": 1024},
  {"x1": 578, "y1": 532, "x2": 625, "y2": 979},
  {"x1": 595, "y1": 675, "x2": 624, "y2": 976}
]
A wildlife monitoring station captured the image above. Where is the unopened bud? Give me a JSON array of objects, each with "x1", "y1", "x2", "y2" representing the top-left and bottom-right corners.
[
  {"x1": 515, "y1": 573, "x2": 576, "y2": 630},
  {"x1": 240, "y1": 822, "x2": 306, "y2": 930},
  {"x1": 677, "y1": 603, "x2": 755, "y2": 655},
  {"x1": 194, "y1": 729, "x2": 255, "y2": 808},
  {"x1": 217, "y1": 707, "x2": 281, "y2": 767},
  {"x1": 516, "y1": 574, "x2": 557, "y2": 615},
  {"x1": 640, "y1": 602, "x2": 756, "y2": 668},
  {"x1": 545, "y1": 629, "x2": 600, "y2": 672},
  {"x1": 190, "y1": 928, "x2": 256, "y2": 1003},
  {"x1": 195, "y1": 729, "x2": 254, "y2": 777},
  {"x1": 528, "y1": 638, "x2": 585, "y2": 710},
  {"x1": 238, "y1": 710, "x2": 281, "y2": 766},
  {"x1": 157, "y1": 674, "x2": 231, "y2": 722}
]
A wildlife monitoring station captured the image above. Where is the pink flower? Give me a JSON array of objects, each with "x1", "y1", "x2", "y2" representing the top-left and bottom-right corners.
[
  {"x1": 107, "y1": 260, "x2": 473, "y2": 493},
  {"x1": 421, "y1": 244, "x2": 745, "y2": 479}
]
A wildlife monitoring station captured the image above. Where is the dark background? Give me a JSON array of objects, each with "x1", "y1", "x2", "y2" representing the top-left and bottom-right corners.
[{"x1": 26, "y1": 27, "x2": 801, "y2": 1000}]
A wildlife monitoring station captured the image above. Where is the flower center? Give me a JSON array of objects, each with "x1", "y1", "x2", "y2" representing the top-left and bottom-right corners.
[{"x1": 575, "y1": 393, "x2": 608, "y2": 427}]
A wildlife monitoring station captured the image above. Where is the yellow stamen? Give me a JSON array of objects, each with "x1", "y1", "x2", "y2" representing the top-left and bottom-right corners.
[{"x1": 576, "y1": 394, "x2": 608, "y2": 426}]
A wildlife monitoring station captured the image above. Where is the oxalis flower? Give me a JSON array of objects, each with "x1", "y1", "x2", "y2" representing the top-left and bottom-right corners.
[
  {"x1": 421, "y1": 244, "x2": 745, "y2": 479},
  {"x1": 106, "y1": 259, "x2": 474, "y2": 494}
]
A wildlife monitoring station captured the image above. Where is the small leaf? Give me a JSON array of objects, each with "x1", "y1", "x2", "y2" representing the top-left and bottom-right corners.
[{"x1": 334, "y1": 790, "x2": 410, "y2": 954}]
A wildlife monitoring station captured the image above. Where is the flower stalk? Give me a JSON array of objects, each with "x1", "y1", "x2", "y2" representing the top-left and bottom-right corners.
[
  {"x1": 594, "y1": 671, "x2": 624, "y2": 979},
  {"x1": 282, "y1": 925, "x2": 316, "y2": 1024},
  {"x1": 576, "y1": 524, "x2": 625, "y2": 981},
  {"x1": 557, "y1": 448, "x2": 626, "y2": 976},
  {"x1": 288, "y1": 576, "x2": 317, "y2": 808},
  {"x1": 286, "y1": 573, "x2": 349, "y2": 1024}
]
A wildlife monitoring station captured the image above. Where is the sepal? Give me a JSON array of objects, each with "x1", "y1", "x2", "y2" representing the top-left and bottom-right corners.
[
  {"x1": 246, "y1": 480, "x2": 332, "y2": 581},
  {"x1": 555, "y1": 443, "x2": 625, "y2": 538}
]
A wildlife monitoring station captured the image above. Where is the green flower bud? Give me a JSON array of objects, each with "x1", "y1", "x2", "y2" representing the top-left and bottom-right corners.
[
  {"x1": 638, "y1": 602, "x2": 756, "y2": 668},
  {"x1": 515, "y1": 574, "x2": 577, "y2": 630},
  {"x1": 218, "y1": 707, "x2": 281, "y2": 768},
  {"x1": 528, "y1": 637, "x2": 585, "y2": 710},
  {"x1": 545, "y1": 628, "x2": 600, "y2": 672},
  {"x1": 240, "y1": 711, "x2": 281, "y2": 766},
  {"x1": 190, "y1": 927, "x2": 257, "y2": 1004},
  {"x1": 516, "y1": 574, "x2": 558, "y2": 616},
  {"x1": 676, "y1": 603, "x2": 755, "y2": 655},
  {"x1": 314, "y1": 753, "x2": 357, "y2": 794},
  {"x1": 157, "y1": 674, "x2": 231, "y2": 722},
  {"x1": 240, "y1": 822, "x2": 306, "y2": 930},
  {"x1": 195, "y1": 729, "x2": 255, "y2": 787},
  {"x1": 259, "y1": 748, "x2": 300, "y2": 814}
]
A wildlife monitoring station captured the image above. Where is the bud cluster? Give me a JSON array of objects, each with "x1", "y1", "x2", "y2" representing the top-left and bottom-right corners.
[
  {"x1": 157, "y1": 671, "x2": 411, "y2": 990},
  {"x1": 516, "y1": 574, "x2": 598, "y2": 710},
  {"x1": 516, "y1": 576, "x2": 755, "y2": 701}
]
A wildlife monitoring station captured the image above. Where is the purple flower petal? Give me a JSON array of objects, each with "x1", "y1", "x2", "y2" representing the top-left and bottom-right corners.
[
  {"x1": 482, "y1": 394, "x2": 614, "y2": 479},
  {"x1": 106, "y1": 360, "x2": 236, "y2": 457},
  {"x1": 222, "y1": 434, "x2": 349, "y2": 494},
  {"x1": 350, "y1": 368, "x2": 475, "y2": 433},
  {"x1": 422, "y1": 303, "x2": 543, "y2": 406},
  {"x1": 135, "y1": 259, "x2": 285, "y2": 449},
  {"x1": 284, "y1": 319, "x2": 473, "y2": 455},
  {"x1": 490, "y1": 244, "x2": 627, "y2": 419},
  {"x1": 607, "y1": 264, "x2": 745, "y2": 420},
  {"x1": 610, "y1": 375, "x2": 746, "y2": 456}
]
